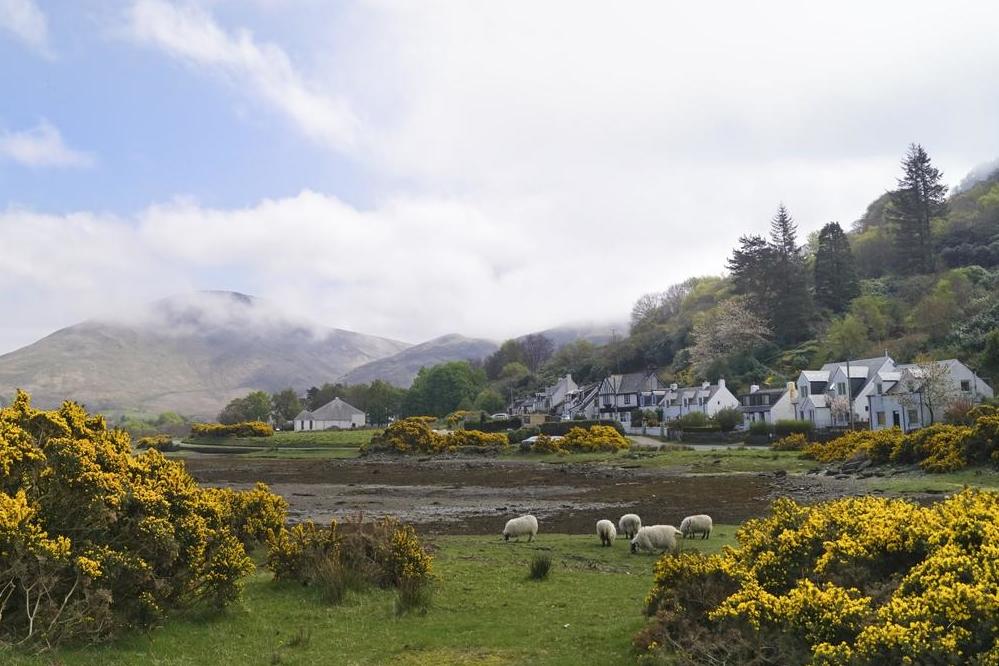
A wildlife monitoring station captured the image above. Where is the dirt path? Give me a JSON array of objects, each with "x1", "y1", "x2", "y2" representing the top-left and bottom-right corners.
[{"x1": 182, "y1": 456, "x2": 835, "y2": 535}]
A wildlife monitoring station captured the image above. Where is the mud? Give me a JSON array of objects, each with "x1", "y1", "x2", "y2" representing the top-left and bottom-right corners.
[{"x1": 183, "y1": 456, "x2": 810, "y2": 535}]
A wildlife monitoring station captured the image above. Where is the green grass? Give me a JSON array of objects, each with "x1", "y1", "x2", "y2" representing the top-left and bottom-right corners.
[
  {"x1": 9, "y1": 531, "x2": 738, "y2": 666},
  {"x1": 860, "y1": 467, "x2": 999, "y2": 493},
  {"x1": 185, "y1": 429, "x2": 377, "y2": 448}
]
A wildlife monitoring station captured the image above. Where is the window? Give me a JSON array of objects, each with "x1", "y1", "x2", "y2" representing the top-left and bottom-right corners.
[
  {"x1": 624, "y1": 395, "x2": 632, "y2": 405},
  {"x1": 743, "y1": 396, "x2": 750, "y2": 405},
  {"x1": 876, "y1": 383, "x2": 883, "y2": 395},
  {"x1": 876, "y1": 412, "x2": 886, "y2": 426},
  {"x1": 837, "y1": 382, "x2": 846, "y2": 396},
  {"x1": 961, "y1": 380, "x2": 971, "y2": 392},
  {"x1": 801, "y1": 383, "x2": 809, "y2": 396},
  {"x1": 762, "y1": 395, "x2": 770, "y2": 405},
  {"x1": 907, "y1": 409, "x2": 919, "y2": 425}
]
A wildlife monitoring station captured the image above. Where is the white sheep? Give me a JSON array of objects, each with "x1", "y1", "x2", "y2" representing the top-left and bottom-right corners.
[
  {"x1": 618, "y1": 513, "x2": 642, "y2": 540},
  {"x1": 679, "y1": 514, "x2": 713, "y2": 540},
  {"x1": 630, "y1": 525, "x2": 682, "y2": 554},
  {"x1": 503, "y1": 514, "x2": 539, "y2": 542},
  {"x1": 596, "y1": 519, "x2": 617, "y2": 546}
]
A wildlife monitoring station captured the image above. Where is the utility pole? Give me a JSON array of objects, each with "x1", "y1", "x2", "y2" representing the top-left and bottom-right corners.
[{"x1": 846, "y1": 357, "x2": 855, "y2": 430}]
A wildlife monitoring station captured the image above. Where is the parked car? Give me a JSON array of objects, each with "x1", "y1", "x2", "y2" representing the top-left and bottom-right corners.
[{"x1": 490, "y1": 412, "x2": 510, "y2": 420}]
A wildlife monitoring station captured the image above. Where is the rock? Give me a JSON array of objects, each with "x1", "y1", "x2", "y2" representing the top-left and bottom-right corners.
[{"x1": 773, "y1": 470, "x2": 787, "y2": 478}]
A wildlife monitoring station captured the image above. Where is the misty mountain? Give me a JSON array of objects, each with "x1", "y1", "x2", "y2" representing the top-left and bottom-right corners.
[
  {"x1": 337, "y1": 334, "x2": 499, "y2": 388},
  {"x1": 520, "y1": 322, "x2": 626, "y2": 349},
  {"x1": 0, "y1": 291, "x2": 409, "y2": 418}
]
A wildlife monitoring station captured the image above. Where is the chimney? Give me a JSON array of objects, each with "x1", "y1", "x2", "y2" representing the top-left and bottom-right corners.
[
  {"x1": 702, "y1": 381, "x2": 710, "y2": 389},
  {"x1": 750, "y1": 384, "x2": 760, "y2": 393},
  {"x1": 718, "y1": 378, "x2": 726, "y2": 388},
  {"x1": 670, "y1": 383, "x2": 678, "y2": 391}
]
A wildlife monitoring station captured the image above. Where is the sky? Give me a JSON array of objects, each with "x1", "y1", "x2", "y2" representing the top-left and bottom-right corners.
[{"x1": 2, "y1": 1, "x2": 999, "y2": 354}]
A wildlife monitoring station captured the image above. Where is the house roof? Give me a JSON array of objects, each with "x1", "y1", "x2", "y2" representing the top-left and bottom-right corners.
[
  {"x1": 802, "y1": 370, "x2": 830, "y2": 381},
  {"x1": 602, "y1": 372, "x2": 659, "y2": 394},
  {"x1": 309, "y1": 397, "x2": 364, "y2": 420}
]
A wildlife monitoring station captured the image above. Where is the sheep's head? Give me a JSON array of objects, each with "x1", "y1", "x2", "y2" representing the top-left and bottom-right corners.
[
  {"x1": 503, "y1": 531, "x2": 510, "y2": 541},
  {"x1": 630, "y1": 540, "x2": 638, "y2": 553}
]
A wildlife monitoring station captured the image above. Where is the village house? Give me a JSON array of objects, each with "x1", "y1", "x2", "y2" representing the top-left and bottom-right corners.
[
  {"x1": 739, "y1": 382, "x2": 797, "y2": 428},
  {"x1": 596, "y1": 372, "x2": 666, "y2": 425},
  {"x1": 793, "y1": 356, "x2": 897, "y2": 428},
  {"x1": 867, "y1": 359, "x2": 994, "y2": 431},
  {"x1": 293, "y1": 397, "x2": 366, "y2": 431},
  {"x1": 659, "y1": 379, "x2": 740, "y2": 421}
]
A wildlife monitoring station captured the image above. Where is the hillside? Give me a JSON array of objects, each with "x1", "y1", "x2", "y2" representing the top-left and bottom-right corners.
[
  {"x1": 338, "y1": 334, "x2": 498, "y2": 387},
  {"x1": 0, "y1": 292, "x2": 409, "y2": 418}
]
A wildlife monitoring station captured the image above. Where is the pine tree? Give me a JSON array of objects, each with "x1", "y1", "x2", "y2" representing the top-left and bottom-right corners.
[
  {"x1": 814, "y1": 222, "x2": 860, "y2": 313},
  {"x1": 889, "y1": 143, "x2": 947, "y2": 274},
  {"x1": 727, "y1": 234, "x2": 773, "y2": 302},
  {"x1": 766, "y1": 205, "x2": 813, "y2": 344}
]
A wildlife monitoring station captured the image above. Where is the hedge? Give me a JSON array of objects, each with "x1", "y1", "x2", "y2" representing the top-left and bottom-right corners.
[
  {"x1": 539, "y1": 420, "x2": 625, "y2": 436},
  {"x1": 190, "y1": 421, "x2": 274, "y2": 438},
  {"x1": 773, "y1": 419, "x2": 814, "y2": 437},
  {"x1": 464, "y1": 417, "x2": 522, "y2": 433}
]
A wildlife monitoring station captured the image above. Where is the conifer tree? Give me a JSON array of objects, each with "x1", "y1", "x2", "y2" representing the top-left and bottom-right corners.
[
  {"x1": 889, "y1": 143, "x2": 947, "y2": 274},
  {"x1": 766, "y1": 205, "x2": 813, "y2": 343},
  {"x1": 814, "y1": 222, "x2": 860, "y2": 313}
]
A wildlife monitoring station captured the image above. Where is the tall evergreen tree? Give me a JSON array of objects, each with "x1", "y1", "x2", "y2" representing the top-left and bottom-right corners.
[
  {"x1": 727, "y1": 234, "x2": 773, "y2": 301},
  {"x1": 766, "y1": 205, "x2": 813, "y2": 344},
  {"x1": 888, "y1": 143, "x2": 947, "y2": 274},
  {"x1": 814, "y1": 222, "x2": 860, "y2": 313}
]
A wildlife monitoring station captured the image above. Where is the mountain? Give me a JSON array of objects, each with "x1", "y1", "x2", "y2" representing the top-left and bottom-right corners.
[
  {"x1": 521, "y1": 322, "x2": 626, "y2": 349},
  {"x1": 0, "y1": 291, "x2": 409, "y2": 418},
  {"x1": 337, "y1": 334, "x2": 498, "y2": 387}
]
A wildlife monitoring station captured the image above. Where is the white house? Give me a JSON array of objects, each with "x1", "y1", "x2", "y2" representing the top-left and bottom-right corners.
[
  {"x1": 597, "y1": 372, "x2": 665, "y2": 424},
  {"x1": 793, "y1": 356, "x2": 896, "y2": 427},
  {"x1": 563, "y1": 383, "x2": 600, "y2": 420},
  {"x1": 867, "y1": 359, "x2": 994, "y2": 431},
  {"x1": 660, "y1": 379, "x2": 740, "y2": 421},
  {"x1": 739, "y1": 383, "x2": 797, "y2": 428},
  {"x1": 293, "y1": 397, "x2": 366, "y2": 431}
]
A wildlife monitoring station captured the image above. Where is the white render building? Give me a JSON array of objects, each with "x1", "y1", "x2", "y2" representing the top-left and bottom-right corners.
[
  {"x1": 293, "y1": 397, "x2": 366, "y2": 431},
  {"x1": 867, "y1": 359, "x2": 994, "y2": 431}
]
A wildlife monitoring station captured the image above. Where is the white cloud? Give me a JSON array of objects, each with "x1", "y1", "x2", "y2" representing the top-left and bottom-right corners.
[
  {"x1": 0, "y1": 0, "x2": 52, "y2": 57},
  {"x1": 126, "y1": 0, "x2": 358, "y2": 151},
  {"x1": 0, "y1": 121, "x2": 95, "y2": 168}
]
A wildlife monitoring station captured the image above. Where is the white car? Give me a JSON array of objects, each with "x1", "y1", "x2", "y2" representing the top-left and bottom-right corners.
[
  {"x1": 522, "y1": 435, "x2": 564, "y2": 444},
  {"x1": 491, "y1": 412, "x2": 511, "y2": 420}
]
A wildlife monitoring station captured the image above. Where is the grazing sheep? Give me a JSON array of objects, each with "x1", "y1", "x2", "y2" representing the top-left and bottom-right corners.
[
  {"x1": 618, "y1": 513, "x2": 642, "y2": 540},
  {"x1": 679, "y1": 514, "x2": 713, "y2": 540},
  {"x1": 596, "y1": 519, "x2": 617, "y2": 546},
  {"x1": 630, "y1": 525, "x2": 682, "y2": 554},
  {"x1": 503, "y1": 514, "x2": 539, "y2": 542}
]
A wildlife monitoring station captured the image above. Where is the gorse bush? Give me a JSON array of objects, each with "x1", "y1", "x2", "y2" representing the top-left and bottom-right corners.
[
  {"x1": 771, "y1": 432, "x2": 809, "y2": 451},
  {"x1": 190, "y1": 421, "x2": 274, "y2": 438},
  {"x1": 364, "y1": 417, "x2": 508, "y2": 454},
  {"x1": 636, "y1": 489, "x2": 999, "y2": 665},
  {"x1": 538, "y1": 419, "x2": 625, "y2": 436},
  {"x1": 0, "y1": 391, "x2": 285, "y2": 647},
  {"x1": 266, "y1": 516, "x2": 434, "y2": 594},
  {"x1": 530, "y1": 426, "x2": 630, "y2": 453},
  {"x1": 804, "y1": 406, "x2": 999, "y2": 472},
  {"x1": 135, "y1": 433, "x2": 174, "y2": 450}
]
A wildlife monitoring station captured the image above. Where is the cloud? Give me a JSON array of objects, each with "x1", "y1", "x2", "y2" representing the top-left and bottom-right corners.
[
  {"x1": 0, "y1": 121, "x2": 95, "y2": 168},
  {"x1": 126, "y1": 0, "x2": 358, "y2": 151},
  {"x1": 0, "y1": 0, "x2": 52, "y2": 57}
]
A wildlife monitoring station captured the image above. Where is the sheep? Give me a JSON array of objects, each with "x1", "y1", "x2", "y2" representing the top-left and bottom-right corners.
[
  {"x1": 679, "y1": 514, "x2": 713, "y2": 540},
  {"x1": 630, "y1": 525, "x2": 682, "y2": 554},
  {"x1": 618, "y1": 513, "x2": 642, "y2": 540},
  {"x1": 503, "y1": 514, "x2": 539, "y2": 542},
  {"x1": 596, "y1": 519, "x2": 617, "y2": 546}
]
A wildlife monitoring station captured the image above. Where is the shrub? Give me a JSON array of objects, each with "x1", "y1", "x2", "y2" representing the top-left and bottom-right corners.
[
  {"x1": 395, "y1": 577, "x2": 434, "y2": 616},
  {"x1": 676, "y1": 412, "x2": 709, "y2": 429},
  {"x1": 714, "y1": 408, "x2": 742, "y2": 432},
  {"x1": 266, "y1": 516, "x2": 433, "y2": 594},
  {"x1": 190, "y1": 421, "x2": 274, "y2": 438},
  {"x1": 135, "y1": 433, "x2": 174, "y2": 451},
  {"x1": 773, "y1": 419, "x2": 814, "y2": 437},
  {"x1": 365, "y1": 417, "x2": 507, "y2": 455},
  {"x1": 748, "y1": 421, "x2": 774, "y2": 436},
  {"x1": 529, "y1": 554, "x2": 552, "y2": 581},
  {"x1": 530, "y1": 433, "x2": 565, "y2": 455},
  {"x1": 562, "y1": 425, "x2": 630, "y2": 452},
  {"x1": 539, "y1": 420, "x2": 625, "y2": 436},
  {"x1": 0, "y1": 391, "x2": 278, "y2": 647},
  {"x1": 636, "y1": 490, "x2": 999, "y2": 664},
  {"x1": 771, "y1": 433, "x2": 808, "y2": 451}
]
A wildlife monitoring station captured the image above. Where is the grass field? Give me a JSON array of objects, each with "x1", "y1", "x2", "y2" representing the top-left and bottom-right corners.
[
  {"x1": 185, "y1": 429, "x2": 378, "y2": 448},
  {"x1": 8, "y1": 531, "x2": 739, "y2": 666}
]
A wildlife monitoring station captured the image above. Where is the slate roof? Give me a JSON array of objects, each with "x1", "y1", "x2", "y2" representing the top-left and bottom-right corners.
[{"x1": 306, "y1": 397, "x2": 364, "y2": 421}]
